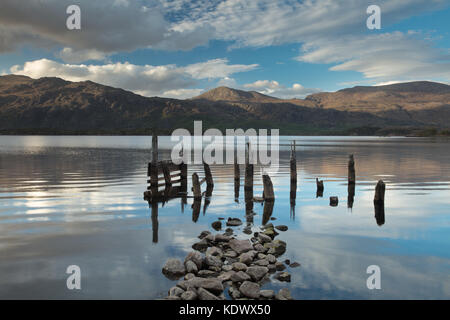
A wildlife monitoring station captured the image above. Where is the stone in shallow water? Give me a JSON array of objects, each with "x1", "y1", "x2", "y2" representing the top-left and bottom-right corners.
[
  {"x1": 260, "y1": 289, "x2": 275, "y2": 299},
  {"x1": 192, "y1": 239, "x2": 209, "y2": 252},
  {"x1": 215, "y1": 234, "x2": 231, "y2": 242},
  {"x1": 267, "y1": 240, "x2": 286, "y2": 257},
  {"x1": 162, "y1": 258, "x2": 186, "y2": 280},
  {"x1": 229, "y1": 286, "x2": 242, "y2": 299},
  {"x1": 267, "y1": 264, "x2": 276, "y2": 273},
  {"x1": 229, "y1": 239, "x2": 253, "y2": 254},
  {"x1": 254, "y1": 259, "x2": 269, "y2": 266},
  {"x1": 198, "y1": 230, "x2": 211, "y2": 239},
  {"x1": 275, "y1": 225, "x2": 288, "y2": 231},
  {"x1": 258, "y1": 233, "x2": 272, "y2": 243},
  {"x1": 211, "y1": 221, "x2": 222, "y2": 231},
  {"x1": 246, "y1": 266, "x2": 269, "y2": 282},
  {"x1": 206, "y1": 246, "x2": 223, "y2": 257},
  {"x1": 266, "y1": 254, "x2": 277, "y2": 264},
  {"x1": 275, "y1": 261, "x2": 285, "y2": 271},
  {"x1": 239, "y1": 281, "x2": 260, "y2": 299},
  {"x1": 226, "y1": 217, "x2": 243, "y2": 226},
  {"x1": 275, "y1": 288, "x2": 293, "y2": 300},
  {"x1": 275, "y1": 271, "x2": 291, "y2": 282},
  {"x1": 289, "y1": 262, "x2": 301, "y2": 268}
]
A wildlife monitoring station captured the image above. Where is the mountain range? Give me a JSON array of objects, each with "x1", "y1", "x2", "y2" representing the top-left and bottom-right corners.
[{"x1": 0, "y1": 75, "x2": 449, "y2": 135}]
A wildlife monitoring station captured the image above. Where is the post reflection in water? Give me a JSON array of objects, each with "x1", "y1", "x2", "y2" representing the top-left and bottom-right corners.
[
  {"x1": 348, "y1": 183, "x2": 355, "y2": 209},
  {"x1": 374, "y1": 201, "x2": 385, "y2": 226},
  {"x1": 262, "y1": 200, "x2": 274, "y2": 226},
  {"x1": 203, "y1": 185, "x2": 213, "y2": 214}
]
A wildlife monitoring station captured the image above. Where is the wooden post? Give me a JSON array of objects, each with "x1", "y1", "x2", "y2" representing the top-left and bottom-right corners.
[
  {"x1": 234, "y1": 152, "x2": 240, "y2": 182},
  {"x1": 348, "y1": 154, "x2": 356, "y2": 184},
  {"x1": 203, "y1": 161, "x2": 214, "y2": 187},
  {"x1": 374, "y1": 180, "x2": 385, "y2": 203},
  {"x1": 150, "y1": 134, "x2": 159, "y2": 196},
  {"x1": 244, "y1": 142, "x2": 253, "y2": 191},
  {"x1": 262, "y1": 174, "x2": 275, "y2": 201},
  {"x1": 316, "y1": 178, "x2": 324, "y2": 198},
  {"x1": 161, "y1": 161, "x2": 172, "y2": 187},
  {"x1": 192, "y1": 172, "x2": 202, "y2": 200},
  {"x1": 180, "y1": 162, "x2": 187, "y2": 193},
  {"x1": 290, "y1": 141, "x2": 297, "y2": 183}
]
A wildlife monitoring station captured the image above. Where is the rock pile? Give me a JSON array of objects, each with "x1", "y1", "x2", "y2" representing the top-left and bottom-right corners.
[{"x1": 162, "y1": 221, "x2": 300, "y2": 300}]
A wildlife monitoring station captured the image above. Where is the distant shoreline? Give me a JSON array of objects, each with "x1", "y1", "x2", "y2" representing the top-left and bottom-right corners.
[{"x1": 1, "y1": 127, "x2": 449, "y2": 137}]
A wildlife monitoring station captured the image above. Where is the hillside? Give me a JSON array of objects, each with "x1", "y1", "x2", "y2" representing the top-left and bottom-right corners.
[{"x1": 0, "y1": 75, "x2": 449, "y2": 135}]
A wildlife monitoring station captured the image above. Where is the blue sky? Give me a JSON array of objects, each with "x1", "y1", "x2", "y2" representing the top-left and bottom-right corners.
[{"x1": 1, "y1": 0, "x2": 449, "y2": 98}]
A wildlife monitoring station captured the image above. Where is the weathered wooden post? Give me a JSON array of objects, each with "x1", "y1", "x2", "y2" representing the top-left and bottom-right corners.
[
  {"x1": 262, "y1": 174, "x2": 275, "y2": 201},
  {"x1": 316, "y1": 178, "x2": 324, "y2": 197},
  {"x1": 244, "y1": 142, "x2": 254, "y2": 190},
  {"x1": 192, "y1": 172, "x2": 202, "y2": 200},
  {"x1": 203, "y1": 161, "x2": 214, "y2": 187},
  {"x1": 150, "y1": 133, "x2": 159, "y2": 196},
  {"x1": 348, "y1": 154, "x2": 356, "y2": 184},
  {"x1": 374, "y1": 180, "x2": 385, "y2": 203},
  {"x1": 374, "y1": 180, "x2": 386, "y2": 226},
  {"x1": 234, "y1": 152, "x2": 240, "y2": 182}
]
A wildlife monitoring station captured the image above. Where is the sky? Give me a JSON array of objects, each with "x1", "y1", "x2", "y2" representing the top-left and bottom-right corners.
[{"x1": 0, "y1": 0, "x2": 449, "y2": 99}]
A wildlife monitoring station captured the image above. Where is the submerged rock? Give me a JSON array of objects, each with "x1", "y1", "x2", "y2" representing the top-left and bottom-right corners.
[
  {"x1": 212, "y1": 221, "x2": 222, "y2": 231},
  {"x1": 275, "y1": 225, "x2": 288, "y2": 231},
  {"x1": 260, "y1": 289, "x2": 275, "y2": 299},
  {"x1": 275, "y1": 271, "x2": 291, "y2": 282},
  {"x1": 275, "y1": 288, "x2": 293, "y2": 300},
  {"x1": 192, "y1": 239, "x2": 209, "y2": 252},
  {"x1": 226, "y1": 218, "x2": 243, "y2": 227},
  {"x1": 289, "y1": 262, "x2": 301, "y2": 268},
  {"x1": 162, "y1": 258, "x2": 186, "y2": 280}
]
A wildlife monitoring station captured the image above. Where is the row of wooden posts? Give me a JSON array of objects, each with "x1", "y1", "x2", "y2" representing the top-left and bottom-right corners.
[{"x1": 144, "y1": 135, "x2": 386, "y2": 216}]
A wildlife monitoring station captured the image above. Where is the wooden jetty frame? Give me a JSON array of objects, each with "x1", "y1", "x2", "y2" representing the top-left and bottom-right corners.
[{"x1": 143, "y1": 134, "x2": 188, "y2": 202}]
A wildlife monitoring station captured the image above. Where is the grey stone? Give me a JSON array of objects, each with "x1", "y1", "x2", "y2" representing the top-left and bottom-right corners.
[
  {"x1": 206, "y1": 246, "x2": 223, "y2": 257},
  {"x1": 239, "y1": 252, "x2": 253, "y2": 265},
  {"x1": 198, "y1": 287, "x2": 220, "y2": 300},
  {"x1": 224, "y1": 250, "x2": 238, "y2": 258},
  {"x1": 232, "y1": 262, "x2": 248, "y2": 272},
  {"x1": 267, "y1": 240, "x2": 286, "y2": 257},
  {"x1": 181, "y1": 290, "x2": 198, "y2": 300},
  {"x1": 168, "y1": 286, "x2": 185, "y2": 297},
  {"x1": 229, "y1": 286, "x2": 242, "y2": 299},
  {"x1": 215, "y1": 234, "x2": 231, "y2": 242},
  {"x1": 275, "y1": 261, "x2": 286, "y2": 271},
  {"x1": 226, "y1": 218, "x2": 243, "y2": 226},
  {"x1": 222, "y1": 265, "x2": 233, "y2": 272},
  {"x1": 162, "y1": 258, "x2": 186, "y2": 280},
  {"x1": 266, "y1": 254, "x2": 276, "y2": 264},
  {"x1": 239, "y1": 281, "x2": 260, "y2": 299},
  {"x1": 192, "y1": 239, "x2": 209, "y2": 252},
  {"x1": 260, "y1": 290, "x2": 275, "y2": 299},
  {"x1": 275, "y1": 225, "x2": 288, "y2": 231},
  {"x1": 198, "y1": 230, "x2": 211, "y2": 239},
  {"x1": 246, "y1": 266, "x2": 269, "y2": 282},
  {"x1": 289, "y1": 262, "x2": 301, "y2": 268},
  {"x1": 185, "y1": 260, "x2": 198, "y2": 274},
  {"x1": 184, "y1": 273, "x2": 195, "y2": 280},
  {"x1": 275, "y1": 271, "x2": 291, "y2": 282},
  {"x1": 229, "y1": 239, "x2": 253, "y2": 254},
  {"x1": 197, "y1": 270, "x2": 219, "y2": 278},
  {"x1": 211, "y1": 221, "x2": 222, "y2": 231},
  {"x1": 253, "y1": 243, "x2": 266, "y2": 253},
  {"x1": 218, "y1": 271, "x2": 235, "y2": 282},
  {"x1": 205, "y1": 255, "x2": 223, "y2": 268},
  {"x1": 267, "y1": 264, "x2": 276, "y2": 273},
  {"x1": 254, "y1": 259, "x2": 269, "y2": 266},
  {"x1": 185, "y1": 251, "x2": 204, "y2": 269},
  {"x1": 231, "y1": 271, "x2": 251, "y2": 282},
  {"x1": 258, "y1": 233, "x2": 272, "y2": 243},
  {"x1": 275, "y1": 288, "x2": 293, "y2": 300}
]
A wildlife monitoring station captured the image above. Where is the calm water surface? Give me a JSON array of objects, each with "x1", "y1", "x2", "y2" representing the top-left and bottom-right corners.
[{"x1": 0, "y1": 136, "x2": 449, "y2": 299}]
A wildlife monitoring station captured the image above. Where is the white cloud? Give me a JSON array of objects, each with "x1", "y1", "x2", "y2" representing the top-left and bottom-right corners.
[
  {"x1": 296, "y1": 31, "x2": 450, "y2": 82},
  {"x1": 244, "y1": 80, "x2": 321, "y2": 98},
  {"x1": 10, "y1": 58, "x2": 257, "y2": 98}
]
